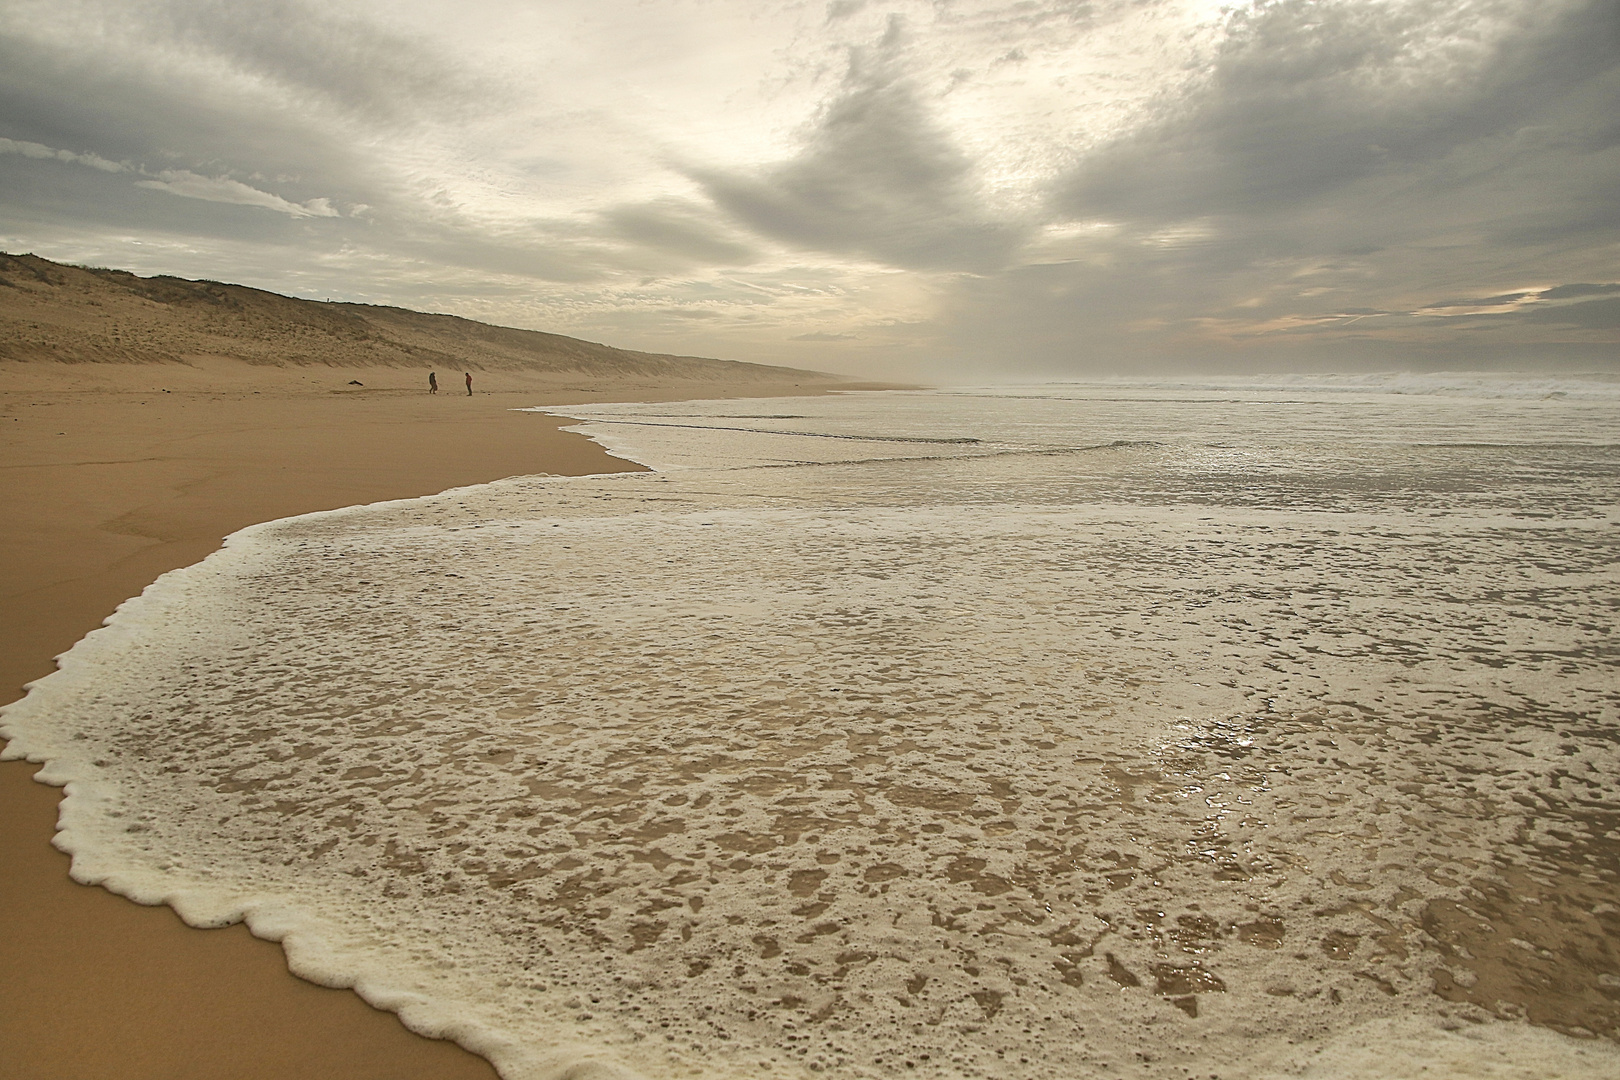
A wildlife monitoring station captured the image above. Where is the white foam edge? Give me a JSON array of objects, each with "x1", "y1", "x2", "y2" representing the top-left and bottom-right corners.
[
  {"x1": 1253, "y1": 1013, "x2": 1620, "y2": 1079},
  {"x1": 516, "y1": 405, "x2": 684, "y2": 472},
  {"x1": 0, "y1": 472, "x2": 665, "y2": 1080},
  {"x1": 965, "y1": 370, "x2": 1620, "y2": 401},
  {"x1": 516, "y1": 395, "x2": 897, "y2": 472},
  {"x1": 509, "y1": 406, "x2": 668, "y2": 475},
  {"x1": 0, "y1": 461, "x2": 637, "y2": 760},
  {"x1": 7, "y1": 408, "x2": 1617, "y2": 1079}
]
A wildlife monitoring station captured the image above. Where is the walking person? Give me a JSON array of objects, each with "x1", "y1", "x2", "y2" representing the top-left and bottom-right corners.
[
  {"x1": 465, "y1": 371, "x2": 473, "y2": 396},
  {"x1": 428, "y1": 371, "x2": 438, "y2": 394}
]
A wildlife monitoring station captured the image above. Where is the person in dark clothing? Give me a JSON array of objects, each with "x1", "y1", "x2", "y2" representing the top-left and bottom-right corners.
[{"x1": 429, "y1": 371, "x2": 438, "y2": 394}]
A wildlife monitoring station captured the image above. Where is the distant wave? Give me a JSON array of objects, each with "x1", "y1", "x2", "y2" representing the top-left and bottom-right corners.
[
  {"x1": 546, "y1": 416, "x2": 983, "y2": 445},
  {"x1": 965, "y1": 371, "x2": 1620, "y2": 401}
]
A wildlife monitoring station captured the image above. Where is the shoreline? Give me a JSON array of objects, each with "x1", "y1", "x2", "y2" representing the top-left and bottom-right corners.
[
  {"x1": 0, "y1": 360, "x2": 860, "y2": 1080},
  {"x1": 6, "y1": 365, "x2": 1613, "y2": 1080}
]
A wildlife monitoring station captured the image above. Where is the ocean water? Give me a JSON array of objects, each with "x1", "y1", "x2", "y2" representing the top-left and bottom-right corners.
[{"x1": 5, "y1": 374, "x2": 1620, "y2": 1080}]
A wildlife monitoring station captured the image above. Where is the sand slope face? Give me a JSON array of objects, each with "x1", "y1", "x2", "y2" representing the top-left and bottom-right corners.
[{"x1": 0, "y1": 252, "x2": 826, "y2": 382}]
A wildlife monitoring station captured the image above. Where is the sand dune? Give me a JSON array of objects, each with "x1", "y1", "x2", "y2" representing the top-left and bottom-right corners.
[{"x1": 0, "y1": 252, "x2": 831, "y2": 382}]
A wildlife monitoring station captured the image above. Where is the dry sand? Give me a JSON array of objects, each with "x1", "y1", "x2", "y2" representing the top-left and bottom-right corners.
[{"x1": 0, "y1": 357, "x2": 874, "y2": 1079}]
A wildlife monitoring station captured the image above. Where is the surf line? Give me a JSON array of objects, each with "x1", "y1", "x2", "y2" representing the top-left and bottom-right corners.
[{"x1": 547, "y1": 417, "x2": 982, "y2": 446}]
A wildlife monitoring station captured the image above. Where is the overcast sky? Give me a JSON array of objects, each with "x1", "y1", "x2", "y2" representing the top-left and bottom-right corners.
[{"x1": 1, "y1": 0, "x2": 1615, "y2": 378}]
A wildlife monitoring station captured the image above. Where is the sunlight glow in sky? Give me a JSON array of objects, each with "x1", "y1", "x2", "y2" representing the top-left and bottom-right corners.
[{"x1": 1, "y1": 0, "x2": 1615, "y2": 377}]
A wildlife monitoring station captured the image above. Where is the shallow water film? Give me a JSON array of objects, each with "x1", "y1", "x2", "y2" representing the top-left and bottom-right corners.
[{"x1": 6, "y1": 376, "x2": 1620, "y2": 1079}]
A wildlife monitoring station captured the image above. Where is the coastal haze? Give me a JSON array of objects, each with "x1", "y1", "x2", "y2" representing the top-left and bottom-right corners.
[{"x1": 0, "y1": 0, "x2": 1616, "y2": 378}]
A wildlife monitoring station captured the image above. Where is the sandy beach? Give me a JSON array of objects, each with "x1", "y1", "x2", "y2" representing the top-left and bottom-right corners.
[
  {"x1": 2, "y1": 0, "x2": 1613, "y2": 1070},
  {"x1": 7, "y1": 356, "x2": 1619, "y2": 1080},
  {"x1": 0, "y1": 358, "x2": 858, "y2": 1080}
]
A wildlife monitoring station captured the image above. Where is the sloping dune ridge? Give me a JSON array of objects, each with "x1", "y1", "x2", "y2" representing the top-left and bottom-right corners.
[{"x1": 0, "y1": 252, "x2": 827, "y2": 382}]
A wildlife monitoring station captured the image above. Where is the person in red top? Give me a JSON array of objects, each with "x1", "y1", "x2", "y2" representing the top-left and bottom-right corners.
[{"x1": 465, "y1": 371, "x2": 473, "y2": 396}]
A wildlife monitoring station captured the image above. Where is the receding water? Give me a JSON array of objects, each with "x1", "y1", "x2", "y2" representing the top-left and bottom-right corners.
[{"x1": 5, "y1": 375, "x2": 1620, "y2": 1080}]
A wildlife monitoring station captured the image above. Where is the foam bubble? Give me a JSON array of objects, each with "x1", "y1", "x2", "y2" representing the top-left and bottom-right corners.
[
  {"x1": 5, "y1": 386, "x2": 1618, "y2": 1079},
  {"x1": 1257, "y1": 1015, "x2": 1620, "y2": 1079}
]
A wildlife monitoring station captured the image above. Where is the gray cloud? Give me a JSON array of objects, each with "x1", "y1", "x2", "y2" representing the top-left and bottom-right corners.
[
  {"x1": 1417, "y1": 293, "x2": 1536, "y2": 311},
  {"x1": 1057, "y1": 0, "x2": 1620, "y2": 225},
  {"x1": 0, "y1": 136, "x2": 121, "y2": 173},
  {"x1": 1541, "y1": 283, "x2": 1620, "y2": 300},
  {"x1": 129, "y1": 167, "x2": 341, "y2": 218},
  {"x1": 922, "y1": 0, "x2": 1620, "y2": 372},
  {"x1": 0, "y1": 6, "x2": 626, "y2": 290},
  {"x1": 600, "y1": 200, "x2": 757, "y2": 267},
  {"x1": 18, "y1": 0, "x2": 485, "y2": 122},
  {"x1": 0, "y1": 0, "x2": 1614, "y2": 376},
  {"x1": 692, "y1": 22, "x2": 1028, "y2": 272},
  {"x1": 0, "y1": 148, "x2": 340, "y2": 246},
  {"x1": 0, "y1": 32, "x2": 383, "y2": 206},
  {"x1": 1521, "y1": 296, "x2": 1620, "y2": 328},
  {"x1": 154, "y1": 0, "x2": 490, "y2": 120}
]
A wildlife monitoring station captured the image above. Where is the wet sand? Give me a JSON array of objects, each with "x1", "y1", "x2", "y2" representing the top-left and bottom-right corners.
[{"x1": 0, "y1": 359, "x2": 861, "y2": 1080}]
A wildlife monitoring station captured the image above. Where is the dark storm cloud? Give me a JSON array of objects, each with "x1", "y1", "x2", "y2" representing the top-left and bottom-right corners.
[{"x1": 692, "y1": 22, "x2": 1028, "y2": 272}]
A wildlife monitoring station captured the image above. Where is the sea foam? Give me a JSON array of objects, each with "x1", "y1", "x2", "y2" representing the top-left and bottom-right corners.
[{"x1": 4, "y1": 382, "x2": 1618, "y2": 1079}]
